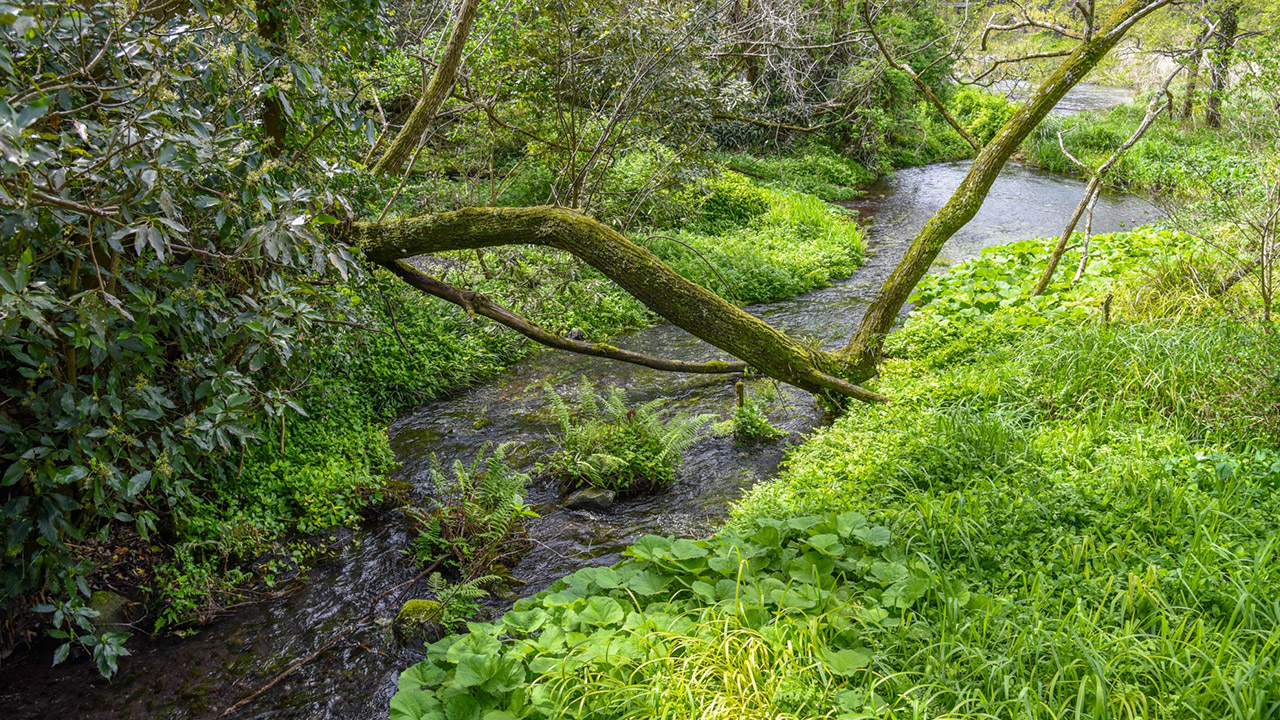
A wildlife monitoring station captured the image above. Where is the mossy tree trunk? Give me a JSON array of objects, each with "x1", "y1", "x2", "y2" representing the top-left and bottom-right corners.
[
  {"x1": 840, "y1": 0, "x2": 1170, "y2": 372},
  {"x1": 353, "y1": 207, "x2": 887, "y2": 401},
  {"x1": 371, "y1": 0, "x2": 479, "y2": 176}
]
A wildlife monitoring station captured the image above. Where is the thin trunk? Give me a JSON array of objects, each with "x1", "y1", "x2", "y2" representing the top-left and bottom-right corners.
[
  {"x1": 833, "y1": 0, "x2": 847, "y2": 61},
  {"x1": 372, "y1": 0, "x2": 480, "y2": 176},
  {"x1": 1205, "y1": 3, "x2": 1239, "y2": 129},
  {"x1": 843, "y1": 0, "x2": 1169, "y2": 370},
  {"x1": 1181, "y1": 46, "x2": 1201, "y2": 120},
  {"x1": 256, "y1": 0, "x2": 287, "y2": 156},
  {"x1": 1033, "y1": 71, "x2": 1177, "y2": 295}
]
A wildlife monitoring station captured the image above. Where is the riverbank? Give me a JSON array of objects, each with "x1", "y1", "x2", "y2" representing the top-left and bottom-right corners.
[
  {"x1": 0, "y1": 153, "x2": 1161, "y2": 718},
  {"x1": 391, "y1": 226, "x2": 1280, "y2": 720}
]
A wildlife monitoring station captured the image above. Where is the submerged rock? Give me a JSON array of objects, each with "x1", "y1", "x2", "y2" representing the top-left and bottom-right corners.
[
  {"x1": 394, "y1": 599, "x2": 443, "y2": 645},
  {"x1": 565, "y1": 487, "x2": 616, "y2": 511}
]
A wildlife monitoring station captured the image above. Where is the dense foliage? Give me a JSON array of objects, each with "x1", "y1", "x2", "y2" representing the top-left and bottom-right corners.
[
  {"x1": 545, "y1": 382, "x2": 714, "y2": 493},
  {"x1": 394, "y1": 228, "x2": 1280, "y2": 719}
]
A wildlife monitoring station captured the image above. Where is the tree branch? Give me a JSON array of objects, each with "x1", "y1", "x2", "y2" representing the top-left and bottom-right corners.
[
  {"x1": 861, "y1": 1, "x2": 980, "y2": 152},
  {"x1": 352, "y1": 206, "x2": 886, "y2": 401},
  {"x1": 386, "y1": 259, "x2": 748, "y2": 375},
  {"x1": 371, "y1": 0, "x2": 480, "y2": 176}
]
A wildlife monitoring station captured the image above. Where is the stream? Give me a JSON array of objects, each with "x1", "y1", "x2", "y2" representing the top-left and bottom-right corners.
[{"x1": 0, "y1": 91, "x2": 1158, "y2": 720}]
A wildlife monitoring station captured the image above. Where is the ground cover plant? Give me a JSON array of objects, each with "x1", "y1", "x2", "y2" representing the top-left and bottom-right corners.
[
  {"x1": 393, "y1": 228, "x2": 1280, "y2": 719},
  {"x1": 544, "y1": 381, "x2": 714, "y2": 493}
]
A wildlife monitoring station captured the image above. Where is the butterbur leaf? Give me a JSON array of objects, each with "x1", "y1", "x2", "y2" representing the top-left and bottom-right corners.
[
  {"x1": 577, "y1": 597, "x2": 625, "y2": 627},
  {"x1": 389, "y1": 690, "x2": 443, "y2": 720},
  {"x1": 852, "y1": 525, "x2": 891, "y2": 547},
  {"x1": 625, "y1": 569, "x2": 670, "y2": 595},
  {"x1": 819, "y1": 646, "x2": 871, "y2": 676},
  {"x1": 627, "y1": 535, "x2": 671, "y2": 562}
]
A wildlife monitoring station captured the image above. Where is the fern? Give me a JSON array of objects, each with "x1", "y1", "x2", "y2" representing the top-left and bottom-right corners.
[
  {"x1": 424, "y1": 572, "x2": 500, "y2": 628},
  {"x1": 544, "y1": 380, "x2": 713, "y2": 493},
  {"x1": 406, "y1": 443, "x2": 534, "y2": 572}
]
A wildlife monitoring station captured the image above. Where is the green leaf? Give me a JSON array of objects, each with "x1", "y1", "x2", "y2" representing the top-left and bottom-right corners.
[
  {"x1": 819, "y1": 646, "x2": 871, "y2": 676},
  {"x1": 578, "y1": 596, "x2": 626, "y2": 627},
  {"x1": 502, "y1": 608, "x2": 547, "y2": 634},
  {"x1": 625, "y1": 569, "x2": 670, "y2": 595},
  {"x1": 389, "y1": 690, "x2": 443, "y2": 720},
  {"x1": 852, "y1": 525, "x2": 891, "y2": 547}
]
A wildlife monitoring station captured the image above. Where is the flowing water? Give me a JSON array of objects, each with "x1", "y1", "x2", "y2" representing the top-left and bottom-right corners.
[{"x1": 0, "y1": 91, "x2": 1158, "y2": 720}]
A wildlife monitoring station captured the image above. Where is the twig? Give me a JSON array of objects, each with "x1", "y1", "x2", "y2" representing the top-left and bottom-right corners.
[{"x1": 219, "y1": 559, "x2": 444, "y2": 718}]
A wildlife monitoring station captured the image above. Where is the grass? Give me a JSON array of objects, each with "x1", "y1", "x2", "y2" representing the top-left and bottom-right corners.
[
  {"x1": 392, "y1": 227, "x2": 1280, "y2": 720},
  {"x1": 1023, "y1": 101, "x2": 1262, "y2": 197}
]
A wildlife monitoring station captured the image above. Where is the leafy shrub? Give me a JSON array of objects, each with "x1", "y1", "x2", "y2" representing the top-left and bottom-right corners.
[
  {"x1": 950, "y1": 86, "x2": 1017, "y2": 145},
  {"x1": 545, "y1": 381, "x2": 713, "y2": 492},
  {"x1": 645, "y1": 184, "x2": 865, "y2": 305},
  {"x1": 731, "y1": 399, "x2": 785, "y2": 443},
  {"x1": 390, "y1": 511, "x2": 971, "y2": 720},
  {"x1": 407, "y1": 444, "x2": 535, "y2": 572},
  {"x1": 694, "y1": 171, "x2": 770, "y2": 231}
]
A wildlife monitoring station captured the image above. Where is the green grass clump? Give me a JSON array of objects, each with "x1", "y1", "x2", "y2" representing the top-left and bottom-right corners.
[
  {"x1": 545, "y1": 381, "x2": 714, "y2": 493},
  {"x1": 722, "y1": 143, "x2": 878, "y2": 201},
  {"x1": 1023, "y1": 101, "x2": 1261, "y2": 197}
]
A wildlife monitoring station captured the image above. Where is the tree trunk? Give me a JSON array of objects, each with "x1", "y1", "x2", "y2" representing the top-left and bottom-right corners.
[
  {"x1": 371, "y1": 0, "x2": 480, "y2": 176},
  {"x1": 1180, "y1": 35, "x2": 1204, "y2": 121},
  {"x1": 841, "y1": 0, "x2": 1170, "y2": 371},
  {"x1": 352, "y1": 207, "x2": 887, "y2": 402},
  {"x1": 256, "y1": 0, "x2": 287, "y2": 156},
  {"x1": 1205, "y1": 2, "x2": 1239, "y2": 129}
]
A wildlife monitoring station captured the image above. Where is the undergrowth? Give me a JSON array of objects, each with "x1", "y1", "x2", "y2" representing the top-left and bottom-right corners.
[
  {"x1": 545, "y1": 381, "x2": 714, "y2": 493},
  {"x1": 393, "y1": 227, "x2": 1280, "y2": 720}
]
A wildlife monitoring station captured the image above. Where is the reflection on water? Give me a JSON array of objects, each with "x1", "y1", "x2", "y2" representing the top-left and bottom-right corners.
[{"x1": 0, "y1": 89, "x2": 1157, "y2": 720}]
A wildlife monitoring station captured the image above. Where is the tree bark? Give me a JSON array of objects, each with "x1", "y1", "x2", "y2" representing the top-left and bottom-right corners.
[
  {"x1": 841, "y1": 0, "x2": 1170, "y2": 371},
  {"x1": 1205, "y1": 2, "x2": 1239, "y2": 129},
  {"x1": 256, "y1": 0, "x2": 287, "y2": 156},
  {"x1": 1180, "y1": 28, "x2": 1207, "y2": 121},
  {"x1": 371, "y1": 0, "x2": 480, "y2": 176},
  {"x1": 353, "y1": 206, "x2": 887, "y2": 402}
]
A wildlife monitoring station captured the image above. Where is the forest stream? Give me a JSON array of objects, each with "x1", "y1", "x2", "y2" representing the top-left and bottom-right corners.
[{"x1": 0, "y1": 88, "x2": 1159, "y2": 719}]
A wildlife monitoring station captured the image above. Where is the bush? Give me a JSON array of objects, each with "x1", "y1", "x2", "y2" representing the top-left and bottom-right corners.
[
  {"x1": 545, "y1": 381, "x2": 713, "y2": 493},
  {"x1": 731, "y1": 399, "x2": 785, "y2": 443},
  {"x1": 694, "y1": 171, "x2": 770, "y2": 231}
]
